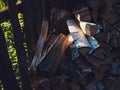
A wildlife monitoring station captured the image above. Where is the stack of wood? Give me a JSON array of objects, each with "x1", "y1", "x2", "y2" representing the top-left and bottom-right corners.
[{"x1": 31, "y1": 1, "x2": 120, "y2": 90}]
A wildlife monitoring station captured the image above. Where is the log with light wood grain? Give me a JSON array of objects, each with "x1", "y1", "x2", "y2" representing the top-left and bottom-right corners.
[
  {"x1": 30, "y1": 20, "x2": 48, "y2": 72},
  {"x1": 37, "y1": 34, "x2": 71, "y2": 77},
  {"x1": 73, "y1": 7, "x2": 92, "y2": 22},
  {"x1": 66, "y1": 19, "x2": 91, "y2": 57},
  {"x1": 79, "y1": 21, "x2": 98, "y2": 36}
]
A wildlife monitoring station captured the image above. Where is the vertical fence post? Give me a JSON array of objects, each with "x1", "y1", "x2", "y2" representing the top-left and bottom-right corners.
[
  {"x1": 30, "y1": 0, "x2": 43, "y2": 43},
  {"x1": 21, "y1": 0, "x2": 36, "y2": 63},
  {"x1": 0, "y1": 27, "x2": 20, "y2": 90},
  {"x1": 6, "y1": 0, "x2": 31, "y2": 90}
]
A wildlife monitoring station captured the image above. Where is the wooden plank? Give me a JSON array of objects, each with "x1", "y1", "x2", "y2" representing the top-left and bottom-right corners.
[
  {"x1": 0, "y1": 1, "x2": 22, "y2": 23},
  {"x1": 31, "y1": 20, "x2": 48, "y2": 72},
  {"x1": 94, "y1": 32, "x2": 111, "y2": 43},
  {"x1": 93, "y1": 68, "x2": 105, "y2": 81},
  {"x1": 67, "y1": 19, "x2": 91, "y2": 58},
  {"x1": 86, "y1": 36, "x2": 101, "y2": 58},
  {"x1": 111, "y1": 38, "x2": 120, "y2": 48},
  {"x1": 79, "y1": 47, "x2": 90, "y2": 56},
  {"x1": 99, "y1": 63, "x2": 111, "y2": 72},
  {"x1": 70, "y1": 43, "x2": 80, "y2": 60},
  {"x1": 102, "y1": 78, "x2": 115, "y2": 90},
  {"x1": 7, "y1": 0, "x2": 31, "y2": 90},
  {"x1": 86, "y1": 55, "x2": 102, "y2": 67},
  {"x1": 37, "y1": 34, "x2": 71, "y2": 77},
  {"x1": 74, "y1": 7, "x2": 92, "y2": 22},
  {"x1": 91, "y1": 47, "x2": 105, "y2": 59},
  {"x1": 66, "y1": 19, "x2": 91, "y2": 49},
  {"x1": 0, "y1": 27, "x2": 20, "y2": 90},
  {"x1": 100, "y1": 42, "x2": 112, "y2": 52},
  {"x1": 21, "y1": 0, "x2": 36, "y2": 62},
  {"x1": 84, "y1": 82, "x2": 97, "y2": 90},
  {"x1": 79, "y1": 22, "x2": 98, "y2": 36},
  {"x1": 30, "y1": 0, "x2": 43, "y2": 43}
]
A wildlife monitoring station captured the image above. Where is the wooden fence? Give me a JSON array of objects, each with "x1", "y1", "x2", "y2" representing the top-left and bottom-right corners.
[{"x1": 0, "y1": 0, "x2": 49, "y2": 90}]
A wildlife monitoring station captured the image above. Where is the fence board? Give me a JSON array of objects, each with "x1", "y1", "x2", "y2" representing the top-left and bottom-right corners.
[
  {"x1": 6, "y1": 0, "x2": 31, "y2": 90},
  {"x1": 0, "y1": 27, "x2": 20, "y2": 90},
  {"x1": 0, "y1": 1, "x2": 22, "y2": 23},
  {"x1": 21, "y1": 0, "x2": 35, "y2": 62},
  {"x1": 30, "y1": 0, "x2": 43, "y2": 43}
]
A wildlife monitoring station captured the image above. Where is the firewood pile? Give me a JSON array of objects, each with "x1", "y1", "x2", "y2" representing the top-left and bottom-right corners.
[{"x1": 31, "y1": 0, "x2": 120, "y2": 90}]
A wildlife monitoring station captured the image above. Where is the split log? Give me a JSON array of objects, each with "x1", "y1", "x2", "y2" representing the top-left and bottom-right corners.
[
  {"x1": 111, "y1": 38, "x2": 120, "y2": 48},
  {"x1": 79, "y1": 21, "x2": 98, "y2": 36},
  {"x1": 95, "y1": 81, "x2": 105, "y2": 90},
  {"x1": 100, "y1": 42, "x2": 112, "y2": 53},
  {"x1": 66, "y1": 19, "x2": 91, "y2": 56},
  {"x1": 84, "y1": 82, "x2": 97, "y2": 90},
  {"x1": 111, "y1": 20, "x2": 120, "y2": 39},
  {"x1": 93, "y1": 68, "x2": 105, "y2": 80},
  {"x1": 74, "y1": 58, "x2": 90, "y2": 69},
  {"x1": 30, "y1": 20, "x2": 48, "y2": 72},
  {"x1": 102, "y1": 78, "x2": 115, "y2": 90},
  {"x1": 39, "y1": 79, "x2": 51, "y2": 90},
  {"x1": 74, "y1": 7, "x2": 92, "y2": 22},
  {"x1": 37, "y1": 34, "x2": 71, "y2": 77},
  {"x1": 87, "y1": 36, "x2": 100, "y2": 55},
  {"x1": 94, "y1": 32, "x2": 111, "y2": 43},
  {"x1": 112, "y1": 2, "x2": 120, "y2": 15},
  {"x1": 90, "y1": 47, "x2": 105, "y2": 59},
  {"x1": 86, "y1": 55, "x2": 102, "y2": 67},
  {"x1": 69, "y1": 43, "x2": 80, "y2": 60}
]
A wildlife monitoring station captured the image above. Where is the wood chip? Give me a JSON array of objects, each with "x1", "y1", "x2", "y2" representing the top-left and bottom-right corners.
[{"x1": 84, "y1": 82, "x2": 97, "y2": 90}]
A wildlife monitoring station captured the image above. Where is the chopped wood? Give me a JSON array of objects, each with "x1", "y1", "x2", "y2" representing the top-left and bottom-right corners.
[
  {"x1": 66, "y1": 19, "x2": 91, "y2": 49},
  {"x1": 79, "y1": 21, "x2": 98, "y2": 36},
  {"x1": 70, "y1": 43, "x2": 80, "y2": 60},
  {"x1": 81, "y1": 67, "x2": 92, "y2": 73},
  {"x1": 115, "y1": 66, "x2": 120, "y2": 75},
  {"x1": 84, "y1": 82, "x2": 97, "y2": 90},
  {"x1": 87, "y1": 36, "x2": 100, "y2": 55},
  {"x1": 91, "y1": 47, "x2": 105, "y2": 59},
  {"x1": 74, "y1": 7, "x2": 92, "y2": 22},
  {"x1": 74, "y1": 58, "x2": 90, "y2": 69},
  {"x1": 100, "y1": 42, "x2": 112, "y2": 53},
  {"x1": 37, "y1": 34, "x2": 71, "y2": 77},
  {"x1": 102, "y1": 78, "x2": 115, "y2": 90},
  {"x1": 94, "y1": 32, "x2": 111, "y2": 43},
  {"x1": 39, "y1": 79, "x2": 51, "y2": 90},
  {"x1": 86, "y1": 55, "x2": 102, "y2": 67},
  {"x1": 96, "y1": 81, "x2": 105, "y2": 90},
  {"x1": 30, "y1": 20, "x2": 48, "y2": 72},
  {"x1": 31, "y1": 1, "x2": 120, "y2": 89},
  {"x1": 79, "y1": 47, "x2": 90, "y2": 56},
  {"x1": 111, "y1": 38, "x2": 120, "y2": 48},
  {"x1": 93, "y1": 68, "x2": 105, "y2": 80},
  {"x1": 99, "y1": 64, "x2": 111, "y2": 72}
]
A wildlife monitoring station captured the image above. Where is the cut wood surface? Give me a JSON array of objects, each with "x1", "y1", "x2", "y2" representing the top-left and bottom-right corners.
[
  {"x1": 74, "y1": 7, "x2": 92, "y2": 22},
  {"x1": 37, "y1": 34, "x2": 71, "y2": 77},
  {"x1": 100, "y1": 42, "x2": 112, "y2": 53},
  {"x1": 80, "y1": 22, "x2": 98, "y2": 36},
  {"x1": 66, "y1": 19, "x2": 91, "y2": 49},
  {"x1": 30, "y1": 20, "x2": 48, "y2": 71},
  {"x1": 87, "y1": 36, "x2": 100, "y2": 55},
  {"x1": 91, "y1": 47, "x2": 105, "y2": 59},
  {"x1": 94, "y1": 32, "x2": 111, "y2": 43}
]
